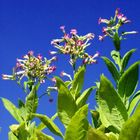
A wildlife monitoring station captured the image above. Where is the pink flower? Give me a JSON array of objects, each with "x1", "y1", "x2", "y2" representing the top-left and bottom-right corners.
[
  {"x1": 98, "y1": 17, "x2": 110, "y2": 24},
  {"x1": 47, "y1": 66, "x2": 56, "y2": 74},
  {"x1": 28, "y1": 51, "x2": 34, "y2": 56},
  {"x1": 51, "y1": 77, "x2": 56, "y2": 83},
  {"x1": 60, "y1": 71, "x2": 65, "y2": 77},
  {"x1": 92, "y1": 52, "x2": 100, "y2": 59},
  {"x1": 99, "y1": 35, "x2": 105, "y2": 41},
  {"x1": 51, "y1": 56, "x2": 57, "y2": 61},
  {"x1": 116, "y1": 13, "x2": 124, "y2": 19},
  {"x1": 37, "y1": 54, "x2": 42, "y2": 60},
  {"x1": 2, "y1": 74, "x2": 13, "y2": 80},
  {"x1": 86, "y1": 33, "x2": 95, "y2": 39},
  {"x1": 76, "y1": 40, "x2": 84, "y2": 46},
  {"x1": 70, "y1": 29, "x2": 77, "y2": 35},
  {"x1": 102, "y1": 27, "x2": 108, "y2": 34},
  {"x1": 51, "y1": 39, "x2": 60, "y2": 45},
  {"x1": 60, "y1": 25, "x2": 65, "y2": 30}
]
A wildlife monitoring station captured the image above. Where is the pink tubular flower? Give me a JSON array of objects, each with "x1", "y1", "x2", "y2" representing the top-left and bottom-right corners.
[
  {"x1": 51, "y1": 77, "x2": 56, "y2": 83},
  {"x1": 98, "y1": 17, "x2": 110, "y2": 24},
  {"x1": 86, "y1": 33, "x2": 95, "y2": 39},
  {"x1": 28, "y1": 51, "x2": 34, "y2": 56},
  {"x1": 51, "y1": 39, "x2": 60, "y2": 45},
  {"x1": 37, "y1": 54, "x2": 42, "y2": 60},
  {"x1": 2, "y1": 74, "x2": 13, "y2": 80},
  {"x1": 60, "y1": 25, "x2": 65, "y2": 33},
  {"x1": 76, "y1": 40, "x2": 84, "y2": 46},
  {"x1": 99, "y1": 35, "x2": 105, "y2": 41},
  {"x1": 60, "y1": 71, "x2": 65, "y2": 77},
  {"x1": 102, "y1": 27, "x2": 108, "y2": 34},
  {"x1": 60, "y1": 25, "x2": 65, "y2": 30},
  {"x1": 47, "y1": 66, "x2": 56, "y2": 75},
  {"x1": 92, "y1": 51, "x2": 100, "y2": 59},
  {"x1": 70, "y1": 29, "x2": 77, "y2": 35}
]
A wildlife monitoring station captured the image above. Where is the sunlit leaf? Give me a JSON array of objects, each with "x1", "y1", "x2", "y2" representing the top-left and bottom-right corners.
[
  {"x1": 55, "y1": 77, "x2": 77, "y2": 127},
  {"x1": 119, "y1": 105, "x2": 140, "y2": 140},
  {"x1": 1, "y1": 98, "x2": 23, "y2": 123},
  {"x1": 76, "y1": 86, "x2": 96, "y2": 108},
  {"x1": 118, "y1": 62, "x2": 139, "y2": 99},
  {"x1": 96, "y1": 75, "x2": 128, "y2": 132},
  {"x1": 35, "y1": 129, "x2": 55, "y2": 140},
  {"x1": 121, "y1": 49, "x2": 136, "y2": 72},
  {"x1": 71, "y1": 65, "x2": 86, "y2": 99},
  {"x1": 64, "y1": 105, "x2": 89, "y2": 140},
  {"x1": 87, "y1": 126, "x2": 108, "y2": 140},
  {"x1": 33, "y1": 113, "x2": 63, "y2": 137},
  {"x1": 102, "y1": 56, "x2": 120, "y2": 83},
  {"x1": 8, "y1": 131, "x2": 18, "y2": 140},
  {"x1": 25, "y1": 85, "x2": 38, "y2": 120}
]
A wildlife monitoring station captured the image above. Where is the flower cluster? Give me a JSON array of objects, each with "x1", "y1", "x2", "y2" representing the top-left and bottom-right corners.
[
  {"x1": 2, "y1": 51, "x2": 56, "y2": 83},
  {"x1": 50, "y1": 26, "x2": 99, "y2": 65},
  {"x1": 98, "y1": 8, "x2": 137, "y2": 50}
]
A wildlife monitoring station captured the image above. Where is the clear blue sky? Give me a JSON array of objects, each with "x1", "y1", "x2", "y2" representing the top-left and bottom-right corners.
[{"x1": 0, "y1": 0, "x2": 140, "y2": 139}]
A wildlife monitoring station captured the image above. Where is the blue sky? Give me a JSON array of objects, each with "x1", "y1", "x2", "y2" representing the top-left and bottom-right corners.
[{"x1": 0, "y1": 0, "x2": 140, "y2": 139}]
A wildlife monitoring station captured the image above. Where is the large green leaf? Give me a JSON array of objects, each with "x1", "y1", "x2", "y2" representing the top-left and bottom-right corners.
[
  {"x1": 64, "y1": 105, "x2": 89, "y2": 140},
  {"x1": 119, "y1": 105, "x2": 140, "y2": 140},
  {"x1": 102, "y1": 56, "x2": 120, "y2": 83},
  {"x1": 25, "y1": 85, "x2": 38, "y2": 120},
  {"x1": 97, "y1": 75, "x2": 128, "y2": 132},
  {"x1": 118, "y1": 62, "x2": 139, "y2": 99},
  {"x1": 87, "y1": 126, "x2": 108, "y2": 140},
  {"x1": 55, "y1": 77, "x2": 77, "y2": 127},
  {"x1": 121, "y1": 49, "x2": 136, "y2": 72},
  {"x1": 1, "y1": 98, "x2": 23, "y2": 123},
  {"x1": 70, "y1": 65, "x2": 85, "y2": 99},
  {"x1": 76, "y1": 86, "x2": 96, "y2": 109},
  {"x1": 33, "y1": 113, "x2": 63, "y2": 137},
  {"x1": 128, "y1": 90, "x2": 140, "y2": 116}
]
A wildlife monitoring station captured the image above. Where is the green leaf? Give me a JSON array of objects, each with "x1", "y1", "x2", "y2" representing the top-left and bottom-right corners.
[
  {"x1": 71, "y1": 65, "x2": 86, "y2": 99},
  {"x1": 97, "y1": 75, "x2": 128, "y2": 132},
  {"x1": 64, "y1": 105, "x2": 89, "y2": 140},
  {"x1": 118, "y1": 62, "x2": 139, "y2": 99},
  {"x1": 76, "y1": 87, "x2": 96, "y2": 109},
  {"x1": 35, "y1": 130, "x2": 55, "y2": 140},
  {"x1": 102, "y1": 56, "x2": 120, "y2": 83},
  {"x1": 33, "y1": 113, "x2": 63, "y2": 137},
  {"x1": 55, "y1": 77, "x2": 77, "y2": 127},
  {"x1": 90, "y1": 110, "x2": 100, "y2": 128},
  {"x1": 113, "y1": 32, "x2": 120, "y2": 51},
  {"x1": 25, "y1": 85, "x2": 38, "y2": 120},
  {"x1": 128, "y1": 90, "x2": 140, "y2": 116},
  {"x1": 87, "y1": 126, "x2": 108, "y2": 140},
  {"x1": 1, "y1": 98, "x2": 23, "y2": 123},
  {"x1": 121, "y1": 49, "x2": 136, "y2": 72},
  {"x1": 9, "y1": 132, "x2": 18, "y2": 140},
  {"x1": 119, "y1": 105, "x2": 140, "y2": 140}
]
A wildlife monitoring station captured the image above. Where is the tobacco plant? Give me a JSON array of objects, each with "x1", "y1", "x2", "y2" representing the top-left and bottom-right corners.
[{"x1": 1, "y1": 9, "x2": 140, "y2": 140}]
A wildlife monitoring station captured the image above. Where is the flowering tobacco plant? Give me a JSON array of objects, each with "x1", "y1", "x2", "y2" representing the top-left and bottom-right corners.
[
  {"x1": 98, "y1": 8, "x2": 137, "y2": 50},
  {"x1": 1, "y1": 9, "x2": 140, "y2": 140},
  {"x1": 51, "y1": 26, "x2": 99, "y2": 71}
]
